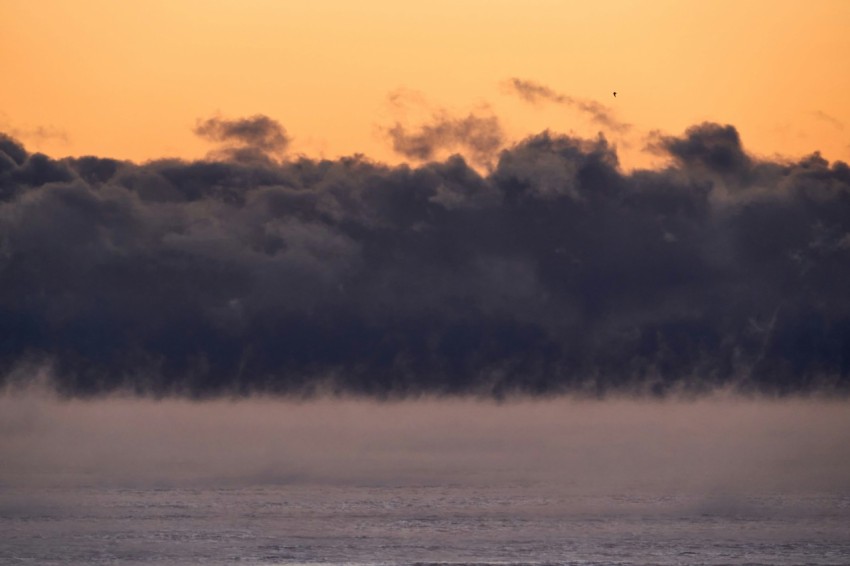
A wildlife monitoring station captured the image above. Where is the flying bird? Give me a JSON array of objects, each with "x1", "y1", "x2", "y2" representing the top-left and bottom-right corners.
[{"x1": 613, "y1": 91, "x2": 617, "y2": 98}]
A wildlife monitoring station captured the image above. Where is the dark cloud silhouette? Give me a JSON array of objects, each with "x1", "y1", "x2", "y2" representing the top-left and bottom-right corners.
[
  {"x1": 194, "y1": 114, "x2": 290, "y2": 163},
  {"x1": 1, "y1": 121, "x2": 849, "y2": 398},
  {"x1": 0, "y1": 133, "x2": 28, "y2": 167},
  {"x1": 505, "y1": 78, "x2": 631, "y2": 133},
  {"x1": 386, "y1": 111, "x2": 504, "y2": 168}
]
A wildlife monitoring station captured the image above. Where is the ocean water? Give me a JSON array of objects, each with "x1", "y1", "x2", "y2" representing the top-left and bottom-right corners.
[{"x1": 2, "y1": 484, "x2": 849, "y2": 566}]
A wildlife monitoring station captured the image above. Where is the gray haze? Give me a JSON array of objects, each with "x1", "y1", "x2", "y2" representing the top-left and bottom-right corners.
[
  {"x1": 387, "y1": 111, "x2": 505, "y2": 168},
  {"x1": 194, "y1": 115, "x2": 290, "y2": 164},
  {"x1": 504, "y1": 78, "x2": 631, "y2": 133}
]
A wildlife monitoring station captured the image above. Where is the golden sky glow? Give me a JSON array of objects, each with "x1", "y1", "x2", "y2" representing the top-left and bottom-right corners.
[{"x1": 2, "y1": 0, "x2": 849, "y2": 169}]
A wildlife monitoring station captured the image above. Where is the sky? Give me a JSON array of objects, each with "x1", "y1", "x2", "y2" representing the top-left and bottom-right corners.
[
  {"x1": 1, "y1": 1, "x2": 849, "y2": 169},
  {"x1": 1, "y1": 1, "x2": 850, "y2": 398},
  {"x1": 3, "y1": 1, "x2": 850, "y2": 516}
]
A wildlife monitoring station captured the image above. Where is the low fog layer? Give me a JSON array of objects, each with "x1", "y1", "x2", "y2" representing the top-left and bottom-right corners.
[
  {"x1": 2, "y1": 118, "x2": 850, "y2": 397},
  {"x1": 1, "y1": 392, "x2": 848, "y2": 493}
]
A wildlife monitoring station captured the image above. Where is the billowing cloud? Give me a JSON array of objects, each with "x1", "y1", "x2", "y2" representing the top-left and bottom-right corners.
[
  {"x1": 504, "y1": 78, "x2": 630, "y2": 133},
  {"x1": 1, "y1": 120, "x2": 849, "y2": 398},
  {"x1": 651, "y1": 122, "x2": 752, "y2": 179},
  {"x1": 194, "y1": 114, "x2": 290, "y2": 163}
]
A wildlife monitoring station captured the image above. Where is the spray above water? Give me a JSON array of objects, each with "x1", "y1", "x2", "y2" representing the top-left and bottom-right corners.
[{"x1": 1, "y1": 386, "x2": 848, "y2": 493}]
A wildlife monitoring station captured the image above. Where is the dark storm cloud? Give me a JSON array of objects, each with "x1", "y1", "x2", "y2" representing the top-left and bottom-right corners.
[
  {"x1": 194, "y1": 114, "x2": 290, "y2": 163},
  {"x1": 386, "y1": 111, "x2": 504, "y2": 168},
  {"x1": 1, "y1": 120, "x2": 849, "y2": 398},
  {"x1": 505, "y1": 78, "x2": 631, "y2": 133}
]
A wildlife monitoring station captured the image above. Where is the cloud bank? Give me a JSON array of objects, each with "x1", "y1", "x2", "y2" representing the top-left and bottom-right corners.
[{"x1": 1, "y1": 120, "x2": 849, "y2": 398}]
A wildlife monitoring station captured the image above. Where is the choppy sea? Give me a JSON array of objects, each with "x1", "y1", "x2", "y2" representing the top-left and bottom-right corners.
[{"x1": 2, "y1": 484, "x2": 848, "y2": 566}]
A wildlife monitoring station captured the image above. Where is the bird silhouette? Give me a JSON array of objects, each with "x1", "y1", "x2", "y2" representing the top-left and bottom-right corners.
[{"x1": 613, "y1": 91, "x2": 617, "y2": 97}]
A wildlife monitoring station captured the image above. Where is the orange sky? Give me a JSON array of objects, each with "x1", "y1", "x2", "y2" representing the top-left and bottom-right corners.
[{"x1": 2, "y1": 0, "x2": 848, "y2": 170}]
